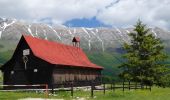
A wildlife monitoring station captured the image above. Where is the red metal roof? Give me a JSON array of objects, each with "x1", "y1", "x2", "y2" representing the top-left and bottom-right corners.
[{"x1": 23, "y1": 35, "x2": 103, "y2": 69}]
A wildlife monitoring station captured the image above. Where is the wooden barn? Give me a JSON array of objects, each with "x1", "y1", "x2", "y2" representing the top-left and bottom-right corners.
[{"x1": 0, "y1": 35, "x2": 103, "y2": 88}]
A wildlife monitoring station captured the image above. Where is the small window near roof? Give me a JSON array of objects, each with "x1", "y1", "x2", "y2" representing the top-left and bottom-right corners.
[
  {"x1": 11, "y1": 71, "x2": 14, "y2": 75},
  {"x1": 23, "y1": 49, "x2": 30, "y2": 56},
  {"x1": 34, "y1": 69, "x2": 38, "y2": 72}
]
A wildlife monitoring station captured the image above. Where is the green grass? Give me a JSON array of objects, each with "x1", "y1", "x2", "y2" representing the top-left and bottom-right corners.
[
  {"x1": 0, "y1": 87, "x2": 170, "y2": 100},
  {"x1": 0, "y1": 91, "x2": 46, "y2": 100}
]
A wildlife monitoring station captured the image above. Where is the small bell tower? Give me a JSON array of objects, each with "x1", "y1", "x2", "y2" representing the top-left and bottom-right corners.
[{"x1": 72, "y1": 37, "x2": 80, "y2": 47}]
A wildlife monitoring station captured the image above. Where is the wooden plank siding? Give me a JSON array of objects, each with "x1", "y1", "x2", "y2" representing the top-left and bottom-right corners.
[{"x1": 52, "y1": 67, "x2": 101, "y2": 85}]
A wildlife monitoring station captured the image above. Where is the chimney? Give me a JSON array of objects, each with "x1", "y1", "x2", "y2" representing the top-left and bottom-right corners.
[{"x1": 72, "y1": 37, "x2": 80, "y2": 47}]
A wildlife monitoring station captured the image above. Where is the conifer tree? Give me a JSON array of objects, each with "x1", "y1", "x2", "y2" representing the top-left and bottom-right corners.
[{"x1": 120, "y1": 20, "x2": 168, "y2": 86}]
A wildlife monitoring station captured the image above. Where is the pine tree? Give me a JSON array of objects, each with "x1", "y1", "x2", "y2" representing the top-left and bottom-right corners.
[{"x1": 119, "y1": 20, "x2": 168, "y2": 86}]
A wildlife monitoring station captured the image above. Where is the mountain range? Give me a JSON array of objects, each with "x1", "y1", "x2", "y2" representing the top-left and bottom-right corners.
[{"x1": 1, "y1": 18, "x2": 170, "y2": 80}]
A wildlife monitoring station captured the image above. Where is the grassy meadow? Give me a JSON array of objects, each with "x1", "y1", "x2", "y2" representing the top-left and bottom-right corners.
[{"x1": 0, "y1": 87, "x2": 170, "y2": 100}]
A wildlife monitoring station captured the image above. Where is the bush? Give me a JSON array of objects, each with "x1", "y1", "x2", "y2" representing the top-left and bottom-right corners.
[
  {"x1": 102, "y1": 76, "x2": 115, "y2": 83},
  {"x1": 158, "y1": 74, "x2": 170, "y2": 87}
]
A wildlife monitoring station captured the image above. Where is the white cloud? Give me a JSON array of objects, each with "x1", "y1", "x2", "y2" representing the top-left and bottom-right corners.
[
  {"x1": 0, "y1": 0, "x2": 114, "y2": 24},
  {"x1": 97, "y1": 0, "x2": 170, "y2": 30},
  {"x1": 0, "y1": 0, "x2": 170, "y2": 30}
]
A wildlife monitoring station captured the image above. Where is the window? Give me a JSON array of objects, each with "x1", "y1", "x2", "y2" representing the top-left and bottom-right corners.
[
  {"x1": 34, "y1": 69, "x2": 38, "y2": 72},
  {"x1": 23, "y1": 49, "x2": 30, "y2": 56},
  {"x1": 11, "y1": 71, "x2": 14, "y2": 75}
]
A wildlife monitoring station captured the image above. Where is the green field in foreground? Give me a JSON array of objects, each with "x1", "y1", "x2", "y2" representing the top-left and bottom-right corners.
[{"x1": 0, "y1": 87, "x2": 170, "y2": 100}]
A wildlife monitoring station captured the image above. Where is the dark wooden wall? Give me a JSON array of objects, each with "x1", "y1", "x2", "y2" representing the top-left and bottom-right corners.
[{"x1": 3, "y1": 36, "x2": 53, "y2": 86}]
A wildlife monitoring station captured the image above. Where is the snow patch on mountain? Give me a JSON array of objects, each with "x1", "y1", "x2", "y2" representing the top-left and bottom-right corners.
[
  {"x1": 91, "y1": 30, "x2": 97, "y2": 36},
  {"x1": 47, "y1": 25, "x2": 61, "y2": 40},
  {"x1": 126, "y1": 30, "x2": 130, "y2": 33},
  {"x1": 82, "y1": 27, "x2": 91, "y2": 38},
  {"x1": 0, "y1": 31, "x2": 2, "y2": 39},
  {"x1": 74, "y1": 28, "x2": 76, "y2": 34},
  {"x1": 152, "y1": 29, "x2": 157, "y2": 37},
  {"x1": 27, "y1": 25, "x2": 34, "y2": 37},
  {"x1": 35, "y1": 26, "x2": 39, "y2": 37},
  {"x1": 2, "y1": 20, "x2": 16, "y2": 31},
  {"x1": 88, "y1": 40, "x2": 91, "y2": 51},
  {"x1": 43, "y1": 30, "x2": 48, "y2": 40},
  {"x1": 68, "y1": 30, "x2": 72, "y2": 35},
  {"x1": 115, "y1": 27, "x2": 123, "y2": 37}
]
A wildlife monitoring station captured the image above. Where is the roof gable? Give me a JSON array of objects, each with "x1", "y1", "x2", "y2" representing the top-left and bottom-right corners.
[{"x1": 23, "y1": 35, "x2": 103, "y2": 69}]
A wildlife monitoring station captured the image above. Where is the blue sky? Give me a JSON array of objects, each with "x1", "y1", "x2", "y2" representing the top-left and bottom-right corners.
[
  {"x1": 0, "y1": 0, "x2": 170, "y2": 30},
  {"x1": 64, "y1": 17, "x2": 111, "y2": 27}
]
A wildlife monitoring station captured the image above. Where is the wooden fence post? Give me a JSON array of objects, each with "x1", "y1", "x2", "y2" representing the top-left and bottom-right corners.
[
  {"x1": 91, "y1": 81, "x2": 94, "y2": 98},
  {"x1": 71, "y1": 82, "x2": 73, "y2": 97},
  {"x1": 135, "y1": 82, "x2": 137, "y2": 90},
  {"x1": 45, "y1": 84, "x2": 49, "y2": 98},
  {"x1": 103, "y1": 82, "x2": 105, "y2": 95},
  {"x1": 113, "y1": 82, "x2": 115, "y2": 91},
  {"x1": 51, "y1": 84, "x2": 54, "y2": 94},
  {"x1": 140, "y1": 82, "x2": 142, "y2": 89},
  {"x1": 149, "y1": 85, "x2": 151, "y2": 91},
  {"x1": 123, "y1": 80, "x2": 125, "y2": 92},
  {"x1": 128, "y1": 81, "x2": 130, "y2": 90},
  {"x1": 111, "y1": 80, "x2": 114, "y2": 91}
]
